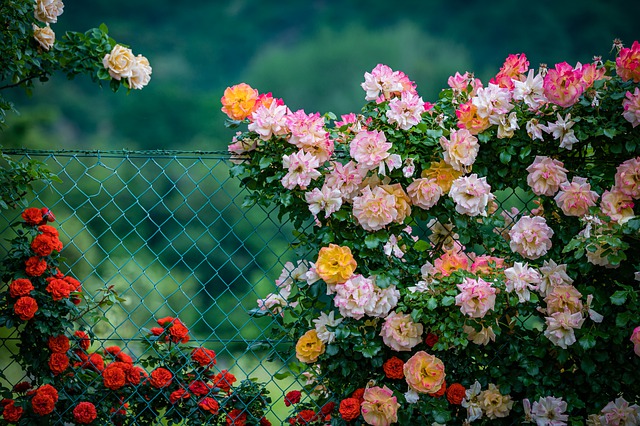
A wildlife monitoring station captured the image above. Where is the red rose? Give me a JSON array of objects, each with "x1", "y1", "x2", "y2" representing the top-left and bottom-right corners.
[
  {"x1": 168, "y1": 319, "x2": 190, "y2": 344},
  {"x1": 339, "y1": 398, "x2": 360, "y2": 421},
  {"x1": 126, "y1": 366, "x2": 144, "y2": 386},
  {"x1": 188, "y1": 380, "x2": 210, "y2": 396},
  {"x1": 213, "y1": 370, "x2": 236, "y2": 392},
  {"x1": 157, "y1": 316, "x2": 175, "y2": 326},
  {"x1": 446, "y1": 383, "x2": 466, "y2": 405},
  {"x1": 149, "y1": 367, "x2": 173, "y2": 388},
  {"x1": 284, "y1": 390, "x2": 302, "y2": 406},
  {"x1": 425, "y1": 332, "x2": 439, "y2": 348},
  {"x1": 73, "y1": 402, "x2": 97, "y2": 424},
  {"x1": 48, "y1": 335, "x2": 70, "y2": 353},
  {"x1": 259, "y1": 418, "x2": 272, "y2": 426},
  {"x1": 198, "y1": 397, "x2": 219, "y2": 414},
  {"x1": 82, "y1": 353, "x2": 105, "y2": 372},
  {"x1": 103, "y1": 363, "x2": 127, "y2": 390},
  {"x1": 2, "y1": 400, "x2": 23, "y2": 422},
  {"x1": 383, "y1": 356, "x2": 405, "y2": 380},
  {"x1": 295, "y1": 410, "x2": 316, "y2": 424},
  {"x1": 22, "y1": 208, "x2": 44, "y2": 226},
  {"x1": 169, "y1": 389, "x2": 191, "y2": 404},
  {"x1": 49, "y1": 353, "x2": 69, "y2": 375},
  {"x1": 104, "y1": 346, "x2": 133, "y2": 363},
  {"x1": 45, "y1": 278, "x2": 72, "y2": 301},
  {"x1": 31, "y1": 234, "x2": 62, "y2": 257},
  {"x1": 351, "y1": 388, "x2": 365, "y2": 404},
  {"x1": 431, "y1": 380, "x2": 447, "y2": 398},
  {"x1": 25, "y1": 257, "x2": 47, "y2": 277},
  {"x1": 9, "y1": 279, "x2": 34, "y2": 298},
  {"x1": 63, "y1": 276, "x2": 82, "y2": 292},
  {"x1": 38, "y1": 224, "x2": 58, "y2": 237},
  {"x1": 36, "y1": 384, "x2": 58, "y2": 402},
  {"x1": 14, "y1": 296, "x2": 38, "y2": 321},
  {"x1": 226, "y1": 408, "x2": 247, "y2": 426},
  {"x1": 31, "y1": 385, "x2": 58, "y2": 416},
  {"x1": 12, "y1": 381, "x2": 32, "y2": 393},
  {"x1": 191, "y1": 347, "x2": 217, "y2": 368},
  {"x1": 41, "y1": 208, "x2": 55, "y2": 223},
  {"x1": 74, "y1": 330, "x2": 91, "y2": 351},
  {"x1": 321, "y1": 401, "x2": 336, "y2": 417}
]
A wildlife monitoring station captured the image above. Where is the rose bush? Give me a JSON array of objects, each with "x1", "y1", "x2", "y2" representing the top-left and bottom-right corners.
[
  {"x1": 0, "y1": 209, "x2": 270, "y2": 425},
  {"x1": 225, "y1": 40, "x2": 640, "y2": 424}
]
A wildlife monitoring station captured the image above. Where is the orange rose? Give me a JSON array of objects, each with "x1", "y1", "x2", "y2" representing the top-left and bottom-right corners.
[
  {"x1": 315, "y1": 244, "x2": 357, "y2": 285},
  {"x1": 220, "y1": 83, "x2": 259, "y2": 121}
]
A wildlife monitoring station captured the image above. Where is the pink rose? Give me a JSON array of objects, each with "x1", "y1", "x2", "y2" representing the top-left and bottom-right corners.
[
  {"x1": 554, "y1": 177, "x2": 599, "y2": 217},
  {"x1": 349, "y1": 130, "x2": 391, "y2": 171},
  {"x1": 352, "y1": 186, "x2": 398, "y2": 231},
  {"x1": 543, "y1": 62, "x2": 584, "y2": 107},
  {"x1": 614, "y1": 157, "x2": 640, "y2": 199},
  {"x1": 616, "y1": 40, "x2": 640, "y2": 83},
  {"x1": 380, "y1": 311, "x2": 423, "y2": 352},
  {"x1": 526, "y1": 156, "x2": 568, "y2": 196},
  {"x1": 631, "y1": 326, "x2": 640, "y2": 357},
  {"x1": 455, "y1": 277, "x2": 497, "y2": 318},
  {"x1": 508, "y1": 215, "x2": 554, "y2": 260}
]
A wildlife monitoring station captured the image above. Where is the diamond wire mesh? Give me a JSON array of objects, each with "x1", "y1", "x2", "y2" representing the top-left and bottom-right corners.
[
  {"x1": 0, "y1": 149, "x2": 315, "y2": 424},
  {"x1": 0, "y1": 149, "x2": 535, "y2": 423}
]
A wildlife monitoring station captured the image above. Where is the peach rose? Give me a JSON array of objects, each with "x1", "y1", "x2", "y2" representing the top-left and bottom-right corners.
[
  {"x1": 103, "y1": 44, "x2": 136, "y2": 80},
  {"x1": 33, "y1": 24, "x2": 55, "y2": 50},
  {"x1": 34, "y1": 0, "x2": 64, "y2": 24},
  {"x1": 361, "y1": 385, "x2": 399, "y2": 426},
  {"x1": 403, "y1": 351, "x2": 446, "y2": 394},
  {"x1": 295, "y1": 330, "x2": 325, "y2": 363}
]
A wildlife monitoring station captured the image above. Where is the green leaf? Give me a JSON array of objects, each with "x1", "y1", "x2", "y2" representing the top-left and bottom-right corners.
[
  {"x1": 578, "y1": 334, "x2": 596, "y2": 350},
  {"x1": 603, "y1": 128, "x2": 617, "y2": 139},
  {"x1": 499, "y1": 151, "x2": 512, "y2": 164},
  {"x1": 441, "y1": 296, "x2": 455, "y2": 307},
  {"x1": 610, "y1": 290, "x2": 628, "y2": 306},
  {"x1": 258, "y1": 156, "x2": 273, "y2": 169},
  {"x1": 427, "y1": 297, "x2": 438, "y2": 310},
  {"x1": 580, "y1": 357, "x2": 596, "y2": 375}
]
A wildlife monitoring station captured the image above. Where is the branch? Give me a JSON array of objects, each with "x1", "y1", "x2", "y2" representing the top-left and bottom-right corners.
[{"x1": 0, "y1": 72, "x2": 47, "y2": 91}]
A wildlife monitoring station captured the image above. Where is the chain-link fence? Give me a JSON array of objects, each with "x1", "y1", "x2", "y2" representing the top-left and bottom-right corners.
[
  {"x1": 0, "y1": 149, "x2": 321, "y2": 423},
  {"x1": 0, "y1": 149, "x2": 539, "y2": 424}
]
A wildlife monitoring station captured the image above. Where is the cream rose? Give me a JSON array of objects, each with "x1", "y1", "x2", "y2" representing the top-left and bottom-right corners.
[
  {"x1": 127, "y1": 55, "x2": 152, "y2": 89},
  {"x1": 103, "y1": 44, "x2": 136, "y2": 80},
  {"x1": 34, "y1": 0, "x2": 64, "y2": 24},
  {"x1": 33, "y1": 24, "x2": 55, "y2": 50}
]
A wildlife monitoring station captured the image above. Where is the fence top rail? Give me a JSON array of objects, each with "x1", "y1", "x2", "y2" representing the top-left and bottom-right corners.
[{"x1": 1, "y1": 148, "x2": 233, "y2": 159}]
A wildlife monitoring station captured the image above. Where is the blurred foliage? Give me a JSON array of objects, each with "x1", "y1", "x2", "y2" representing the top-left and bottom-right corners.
[{"x1": 2, "y1": 0, "x2": 639, "y2": 151}]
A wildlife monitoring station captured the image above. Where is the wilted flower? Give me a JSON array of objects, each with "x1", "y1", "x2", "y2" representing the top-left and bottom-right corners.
[{"x1": 530, "y1": 396, "x2": 569, "y2": 425}]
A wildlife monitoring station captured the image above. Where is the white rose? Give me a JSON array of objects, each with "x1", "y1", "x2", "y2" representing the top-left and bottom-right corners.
[
  {"x1": 33, "y1": 24, "x2": 55, "y2": 50},
  {"x1": 34, "y1": 0, "x2": 64, "y2": 24},
  {"x1": 103, "y1": 44, "x2": 136, "y2": 80},
  {"x1": 127, "y1": 55, "x2": 152, "y2": 89}
]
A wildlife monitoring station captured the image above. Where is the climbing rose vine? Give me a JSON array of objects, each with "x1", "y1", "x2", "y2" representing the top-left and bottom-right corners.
[{"x1": 224, "y1": 40, "x2": 640, "y2": 424}]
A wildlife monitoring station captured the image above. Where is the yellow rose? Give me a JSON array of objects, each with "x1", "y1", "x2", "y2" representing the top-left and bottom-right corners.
[
  {"x1": 403, "y1": 351, "x2": 446, "y2": 394},
  {"x1": 478, "y1": 383, "x2": 514, "y2": 419},
  {"x1": 421, "y1": 160, "x2": 462, "y2": 193},
  {"x1": 295, "y1": 330, "x2": 325, "y2": 363},
  {"x1": 220, "y1": 83, "x2": 259, "y2": 121},
  {"x1": 33, "y1": 24, "x2": 55, "y2": 51},
  {"x1": 315, "y1": 244, "x2": 357, "y2": 285},
  {"x1": 103, "y1": 44, "x2": 136, "y2": 80}
]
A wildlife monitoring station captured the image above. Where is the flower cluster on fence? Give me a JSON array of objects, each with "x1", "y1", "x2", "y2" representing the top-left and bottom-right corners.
[
  {"x1": 0, "y1": 208, "x2": 270, "y2": 425},
  {"x1": 224, "y1": 40, "x2": 640, "y2": 424}
]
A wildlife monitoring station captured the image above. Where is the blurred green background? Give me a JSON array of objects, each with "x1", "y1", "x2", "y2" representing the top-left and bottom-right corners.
[{"x1": 1, "y1": 0, "x2": 639, "y2": 152}]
